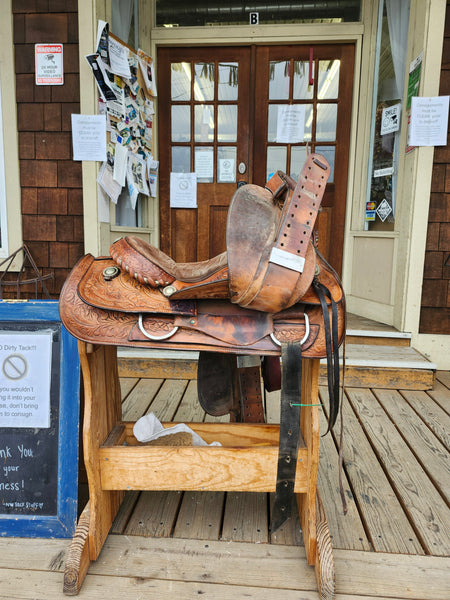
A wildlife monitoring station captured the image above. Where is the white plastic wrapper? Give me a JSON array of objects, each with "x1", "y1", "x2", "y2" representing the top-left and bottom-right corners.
[{"x1": 133, "y1": 412, "x2": 221, "y2": 446}]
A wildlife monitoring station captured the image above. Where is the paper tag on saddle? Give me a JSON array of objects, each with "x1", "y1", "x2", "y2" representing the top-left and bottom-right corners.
[{"x1": 269, "y1": 247, "x2": 306, "y2": 273}]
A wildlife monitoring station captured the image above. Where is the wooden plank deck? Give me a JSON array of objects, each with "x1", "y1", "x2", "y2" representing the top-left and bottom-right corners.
[{"x1": 0, "y1": 370, "x2": 449, "y2": 599}]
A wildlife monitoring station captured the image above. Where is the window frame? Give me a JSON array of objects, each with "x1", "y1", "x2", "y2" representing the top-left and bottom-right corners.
[
  {"x1": 0, "y1": 6, "x2": 23, "y2": 265},
  {"x1": 0, "y1": 85, "x2": 8, "y2": 256}
]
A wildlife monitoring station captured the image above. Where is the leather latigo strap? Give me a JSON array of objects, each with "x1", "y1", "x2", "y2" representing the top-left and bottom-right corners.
[{"x1": 270, "y1": 341, "x2": 302, "y2": 533}]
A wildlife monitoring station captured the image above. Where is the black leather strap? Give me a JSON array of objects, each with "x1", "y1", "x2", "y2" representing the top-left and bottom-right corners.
[
  {"x1": 270, "y1": 341, "x2": 302, "y2": 533},
  {"x1": 314, "y1": 280, "x2": 340, "y2": 431}
]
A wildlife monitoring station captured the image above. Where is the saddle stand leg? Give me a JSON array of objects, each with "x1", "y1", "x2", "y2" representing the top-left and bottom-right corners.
[
  {"x1": 295, "y1": 359, "x2": 336, "y2": 600},
  {"x1": 63, "y1": 502, "x2": 90, "y2": 595},
  {"x1": 63, "y1": 343, "x2": 124, "y2": 594},
  {"x1": 315, "y1": 491, "x2": 336, "y2": 600}
]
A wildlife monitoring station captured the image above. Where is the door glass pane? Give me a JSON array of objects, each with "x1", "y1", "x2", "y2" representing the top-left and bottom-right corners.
[
  {"x1": 269, "y1": 61, "x2": 290, "y2": 100},
  {"x1": 269, "y1": 104, "x2": 312, "y2": 143},
  {"x1": 195, "y1": 105, "x2": 214, "y2": 142},
  {"x1": 303, "y1": 104, "x2": 313, "y2": 141},
  {"x1": 218, "y1": 105, "x2": 237, "y2": 142},
  {"x1": 318, "y1": 60, "x2": 340, "y2": 99},
  {"x1": 218, "y1": 62, "x2": 238, "y2": 100},
  {"x1": 218, "y1": 146, "x2": 237, "y2": 183},
  {"x1": 115, "y1": 189, "x2": 142, "y2": 227},
  {"x1": 290, "y1": 146, "x2": 308, "y2": 180},
  {"x1": 316, "y1": 104, "x2": 337, "y2": 141},
  {"x1": 194, "y1": 63, "x2": 214, "y2": 101},
  {"x1": 195, "y1": 146, "x2": 214, "y2": 182},
  {"x1": 171, "y1": 105, "x2": 190, "y2": 141},
  {"x1": 315, "y1": 146, "x2": 335, "y2": 182},
  {"x1": 267, "y1": 104, "x2": 283, "y2": 142},
  {"x1": 172, "y1": 146, "x2": 191, "y2": 172},
  {"x1": 171, "y1": 62, "x2": 191, "y2": 101},
  {"x1": 266, "y1": 146, "x2": 287, "y2": 180},
  {"x1": 293, "y1": 61, "x2": 314, "y2": 99},
  {"x1": 365, "y1": 0, "x2": 410, "y2": 230}
]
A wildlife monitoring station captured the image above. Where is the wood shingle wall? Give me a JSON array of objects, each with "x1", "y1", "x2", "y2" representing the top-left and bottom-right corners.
[
  {"x1": 9, "y1": 0, "x2": 83, "y2": 297},
  {"x1": 419, "y1": 1, "x2": 450, "y2": 335}
]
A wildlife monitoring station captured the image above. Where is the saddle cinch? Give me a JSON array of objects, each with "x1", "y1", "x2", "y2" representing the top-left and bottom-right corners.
[{"x1": 59, "y1": 153, "x2": 345, "y2": 531}]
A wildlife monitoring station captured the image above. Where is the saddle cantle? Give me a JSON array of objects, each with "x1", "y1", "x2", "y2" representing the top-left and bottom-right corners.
[{"x1": 110, "y1": 153, "x2": 329, "y2": 313}]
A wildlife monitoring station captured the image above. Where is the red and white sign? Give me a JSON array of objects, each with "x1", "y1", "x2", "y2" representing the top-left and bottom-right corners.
[{"x1": 35, "y1": 44, "x2": 63, "y2": 85}]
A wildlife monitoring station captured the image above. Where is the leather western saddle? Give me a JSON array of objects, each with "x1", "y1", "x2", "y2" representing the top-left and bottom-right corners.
[{"x1": 59, "y1": 152, "x2": 345, "y2": 531}]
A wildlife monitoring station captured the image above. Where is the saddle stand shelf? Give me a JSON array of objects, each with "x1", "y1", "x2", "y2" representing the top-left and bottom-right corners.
[
  {"x1": 63, "y1": 343, "x2": 335, "y2": 599},
  {"x1": 60, "y1": 154, "x2": 343, "y2": 598}
]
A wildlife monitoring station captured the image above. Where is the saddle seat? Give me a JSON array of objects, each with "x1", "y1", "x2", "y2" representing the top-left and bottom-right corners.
[{"x1": 110, "y1": 153, "x2": 330, "y2": 314}]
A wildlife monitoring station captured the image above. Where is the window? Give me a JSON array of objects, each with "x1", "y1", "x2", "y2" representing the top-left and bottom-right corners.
[
  {"x1": 0, "y1": 10, "x2": 22, "y2": 261},
  {"x1": 0, "y1": 85, "x2": 8, "y2": 256},
  {"x1": 365, "y1": 0, "x2": 410, "y2": 231},
  {"x1": 110, "y1": 0, "x2": 147, "y2": 228}
]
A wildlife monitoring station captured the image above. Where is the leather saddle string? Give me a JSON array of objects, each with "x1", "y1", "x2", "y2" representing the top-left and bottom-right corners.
[
  {"x1": 313, "y1": 280, "x2": 340, "y2": 432},
  {"x1": 338, "y1": 338, "x2": 348, "y2": 515},
  {"x1": 315, "y1": 280, "x2": 348, "y2": 514},
  {"x1": 270, "y1": 341, "x2": 302, "y2": 534}
]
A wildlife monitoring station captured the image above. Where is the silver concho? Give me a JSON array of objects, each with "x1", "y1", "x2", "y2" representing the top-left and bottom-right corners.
[
  {"x1": 162, "y1": 285, "x2": 177, "y2": 297},
  {"x1": 103, "y1": 266, "x2": 121, "y2": 281}
]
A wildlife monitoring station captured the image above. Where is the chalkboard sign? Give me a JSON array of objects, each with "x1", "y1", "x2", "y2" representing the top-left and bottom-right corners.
[{"x1": 0, "y1": 300, "x2": 80, "y2": 538}]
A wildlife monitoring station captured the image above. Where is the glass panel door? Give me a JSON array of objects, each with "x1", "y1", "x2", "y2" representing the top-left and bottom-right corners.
[
  {"x1": 158, "y1": 47, "x2": 250, "y2": 261},
  {"x1": 158, "y1": 44, "x2": 354, "y2": 273},
  {"x1": 253, "y1": 45, "x2": 354, "y2": 273}
]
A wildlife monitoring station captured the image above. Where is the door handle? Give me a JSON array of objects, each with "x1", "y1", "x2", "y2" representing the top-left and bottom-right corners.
[{"x1": 237, "y1": 181, "x2": 247, "y2": 188}]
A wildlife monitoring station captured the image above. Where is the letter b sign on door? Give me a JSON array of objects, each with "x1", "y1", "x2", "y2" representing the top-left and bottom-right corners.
[{"x1": 249, "y1": 12, "x2": 259, "y2": 25}]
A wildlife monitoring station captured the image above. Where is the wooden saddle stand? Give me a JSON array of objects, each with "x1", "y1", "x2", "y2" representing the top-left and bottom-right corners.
[{"x1": 59, "y1": 153, "x2": 345, "y2": 599}]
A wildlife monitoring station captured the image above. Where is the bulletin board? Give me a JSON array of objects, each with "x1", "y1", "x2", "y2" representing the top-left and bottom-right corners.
[
  {"x1": 85, "y1": 22, "x2": 158, "y2": 208},
  {"x1": 0, "y1": 300, "x2": 80, "y2": 538}
]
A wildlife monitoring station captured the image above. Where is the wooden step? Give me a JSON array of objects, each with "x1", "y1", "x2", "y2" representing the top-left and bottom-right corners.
[
  {"x1": 335, "y1": 344, "x2": 436, "y2": 390},
  {"x1": 118, "y1": 344, "x2": 436, "y2": 391},
  {"x1": 346, "y1": 313, "x2": 411, "y2": 347},
  {"x1": 346, "y1": 329, "x2": 411, "y2": 347}
]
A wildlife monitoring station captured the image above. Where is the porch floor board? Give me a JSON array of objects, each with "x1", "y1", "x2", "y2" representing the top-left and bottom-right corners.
[{"x1": 1, "y1": 371, "x2": 449, "y2": 599}]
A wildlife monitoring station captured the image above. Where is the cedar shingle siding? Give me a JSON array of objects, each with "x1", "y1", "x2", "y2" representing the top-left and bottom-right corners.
[{"x1": 8, "y1": 0, "x2": 83, "y2": 298}]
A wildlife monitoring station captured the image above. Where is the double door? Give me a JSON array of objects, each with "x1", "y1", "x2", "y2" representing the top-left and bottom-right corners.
[{"x1": 158, "y1": 44, "x2": 354, "y2": 273}]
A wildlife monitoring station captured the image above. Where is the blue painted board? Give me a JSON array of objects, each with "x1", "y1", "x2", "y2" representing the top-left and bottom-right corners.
[{"x1": 0, "y1": 300, "x2": 80, "y2": 538}]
